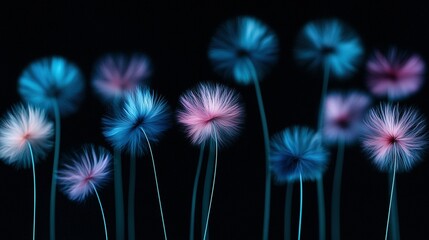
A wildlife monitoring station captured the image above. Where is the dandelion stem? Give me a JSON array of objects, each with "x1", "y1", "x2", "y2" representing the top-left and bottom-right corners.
[
  {"x1": 50, "y1": 100, "x2": 61, "y2": 240},
  {"x1": 190, "y1": 142, "x2": 206, "y2": 240},
  {"x1": 385, "y1": 155, "x2": 397, "y2": 240},
  {"x1": 203, "y1": 133, "x2": 218, "y2": 240},
  {"x1": 388, "y1": 172, "x2": 400, "y2": 240},
  {"x1": 91, "y1": 183, "x2": 108, "y2": 240},
  {"x1": 28, "y1": 143, "x2": 36, "y2": 240},
  {"x1": 298, "y1": 174, "x2": 303, "y2": 240},
  {"x1": 113, "y1": 149, "x2": 125, "y2": 240},
  {"x1": 316, "y1": 62, "x2": 329, "y2": 240},
  {"x1": 202, "y1": 140, "x2": 215, "y2": 240},
  {"x1": 331, "y1": 138, "x2": 345, "y2": 240},
  {"x1": 284, "y1": 182, "x2": 294, "y2": 240},
  {"x1": 140, "y1": 128, "x2": 168, "y2": 240},
  {"x1": 246, "y1": 59, "x2": 271, "y2": 240},
  {"x1": 128, "y1": 152, "x2": 136, "y2": 240}
]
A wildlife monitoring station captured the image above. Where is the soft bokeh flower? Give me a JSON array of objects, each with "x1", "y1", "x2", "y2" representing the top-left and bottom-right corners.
[
  {"x1": 103, "y1": 87, "x2": 170, "y2": 155},
  {"x1": 270, "y1": 126, "x2": 329, "y2": 182},
  {"x1": 177, "y1": 83, "x2": 244, "y2": 146},
  {"x1": 323, "y1": 91, "x2": 371, "y2": 145},
  {"x1": 0, "y1": 105, "x2": 53, "y2": 168},
  {"x1": 208, "y1": 16, "x2": 278, "y2": 85},
  {"x1": 295, "y1": 18, "x2": 363, "y2": 78},
  {"x1": 18, "y1": 56, "x2": 85, "y2": 116},
  {"x1": 92, "y1": 53, "x2": 151, "y2": 102},
  {"x1": 362, "y1": 103, "x2": 426, "y2": 172},
  {"x1": 58, "y1": 145, "x2": 112, "y2": 202},
  {"x1": 366, "y1": 49, "x2": 425, "y2": 100}
]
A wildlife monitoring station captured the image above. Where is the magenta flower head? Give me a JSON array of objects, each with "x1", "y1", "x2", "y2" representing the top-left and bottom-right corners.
[
  {"x1": 366, "y1": 48, "x2": 425, "y2": 100},
  {"x1": 323, "y1": 91, "x2": 372, "y2": 145},
  {"x1": 92, "y1": 53, "x2": 151, "y2": 102},
  {"x1": 177, "y1": 82, "x2": 244, "y2": 146},
  {"x1": 0, "y1": 105, "x2": 54, "y2": 168},
  {"x1": 58, "y1": 145, "x2": 112, "y2": 202},
  {"x1": 362, "y1": 103, "x2": 427, "y2": 172}
]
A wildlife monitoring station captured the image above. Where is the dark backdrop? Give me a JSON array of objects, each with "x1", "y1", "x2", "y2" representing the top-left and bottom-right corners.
[{"x1": 2, "y1": 1, "x2": 429, "y2": 239}]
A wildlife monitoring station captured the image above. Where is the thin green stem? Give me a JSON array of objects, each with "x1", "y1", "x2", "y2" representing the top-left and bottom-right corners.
[
  {"x1": 190, "y1": 143, "x2": 206, "y2": 240},
  {"x1": 203, "y1": 133, "x2": 218, "y2": 240},
  {"x1": 113, "y1": 149, "x2": 124, "y2": 240},
  {"x1": 50, "y1": 100, "x2": 61, "y2": 240},
  {"x1": 331, "y1": 138, "x2": 345, "y2": 240},
  {"x1": 298, "y1": 174, "x2": 303, "y2": 240},
  {"x1": 140, "y1": 128, "x2": 168, "y2": 240},
  {"x1": 248, "y1": 62, "x2": 271, "y2": 240},
  {"x1": 28, "y1": 143, "x2": 36, "y2": 240},
  {"x1": 128, "y1": 152, "x2": 136, "y2": 240},
  {"x1": 202, "y1": 140, "x2": 215, "y2": 240},
  {"x1": 284, "y1": 182, "x2": 294, "y2": 240},
  {"x1": 91, "y1": 183, "x2": 108, "y2": 240},
  {"x1": 385, "y1": 155, "x2": 397, "y2": 240},
  {"x1": 317, "y1": 178, "x2": 326, "y2": 240}
]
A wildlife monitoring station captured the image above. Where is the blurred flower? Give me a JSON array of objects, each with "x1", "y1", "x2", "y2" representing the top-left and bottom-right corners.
[
  {"x1": 270, "y1": 126, "x2": 329, "y2": 182},
  {"x1": 295, "y1": 18, "x2": 363, "y2": 78},
  {"x1": 323, "y1": 91, "x2": 371, "y2": 145},
  {"x1": 18, "y1": 56, "x2": 85, "y2": 116},
  {"x1": 366, "y1": 49, "x2": 425, "y2": 100},
  {"x1": 103, "y1": 87, "x2": 170, "y2": 155},
  {"x1": 58, "y1": 145, "x2": 111, "y2": 202},
  {"x1": 362, "y1": 103, "x2": 426, "y2": 172},
  {"x1": 0, "y1": 105, "x2": 53, "y2": 168},
  {"x1": 92, "y1": 53, "x2": 151, "y2": 102},
  {"x1": 177, "y1": 83, "x2": 244, "y2": 146},
  {"x1": 208, "y1": 16, "x2": 278, "y2": 85}
]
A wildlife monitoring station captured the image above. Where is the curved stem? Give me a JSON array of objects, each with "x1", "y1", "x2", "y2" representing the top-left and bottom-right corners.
[
  {"x1": 317, "y1": 178, "x2": 326, "y2": 240},
  {"x1": 331, "y1": 138, "x2": 345, "y2": 240},
  {"x1": 140, "y1": 128, "x2": 168, "y2": 240},
  {"x1": 202, "y1": 141, "x2": 215, "y2": 240},
  {"x1": 298, "y1": 174, "x2": 303, "y2": 240},
  {"x1": 190, "y1": 143, "x2": 206, "y2": 240},
  {"x1": 27, "y1": 143, "x2": 36, "y2": 240},
  {"x1": 113, "y1": 149, "x2": 125, "y2": 240},
  {"x1": 50, "y1": 100, "x2": 60, "y2": 240},
  {"x1": 385, "y1": 155, "x2": 397, "y2": 240},
  {"x1": 91, "y1": 183, "x2": 108, "y2": 240},
  {"x1": 247, "y1": 61, "x2": 271, "y2": 240},
  {"x1": 284, "y1": 182, "x2": 294, "y2": 240},
  {"x1": 128, "y1": 152, "x2": 136, "y2": 240},
  {"x1": 203, "y1": 133, "x2": 218, "y2": 240}
]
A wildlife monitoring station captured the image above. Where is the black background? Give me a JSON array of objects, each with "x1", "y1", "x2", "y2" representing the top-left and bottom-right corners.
[{"x1": 2, "y1": 1, "x2": 429, "y2": 239}]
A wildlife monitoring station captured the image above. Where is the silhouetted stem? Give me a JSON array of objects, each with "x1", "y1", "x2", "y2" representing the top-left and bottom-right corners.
[
  {"x1": 331, "y1": 138, "x2": 345, "y2": 240},
  {"x1": 202, "y1": 140, "x2": 215, "y2": 240},
  {"x1": 203, "y1": 134, "x2": 218, "y2": 240},
  {"x1": 113, "y1": 149, "x2": 125, "y2": 240},
  {"x1": 388, "y1": 173, "x2": 400, "y2": 240},
  {"x1": 190, "y1": 143, "x2": 206, "y2": 240},
  {"x1": 50, "y1": 100, "x2": 61, "y2": 240},
  {"x1": 128, "y1": 152, "x2": 136, "y2": 240},
  {"x1": 385, "y1": 156, "x2": 397, "y2": 240},
  {"x1": 141, "y1": 128, "x2": 168, "y2": 240},
  {"x1": 317, "y1": 179, "x2": 326, "y2": 240},
  {"x1": 298, "y1": 174, "x2": 303, "y2": 240},
  {"x1": 28, "y1": 143, "x2": 36, "y2": 240},
  {"x1": 91, "y1": 183, "x2": 108, "y2": 240},
  {"x1": 284, "y1": 182, "x2": 294, "y2": 240}
]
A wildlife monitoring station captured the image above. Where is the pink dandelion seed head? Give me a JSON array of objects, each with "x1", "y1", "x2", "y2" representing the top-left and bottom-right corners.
[
  {"x1": 177, "y1": 83, "x2": 244, "y2": 146},
  {"x1": 366, "y1": 48, "x2": 425, "y2": 101},
  {"x1": 92, "y1": 54, "x2": 152, "y2": 102},
  {"x1": 323, "y1": 91, "x2": 371, "y2": 145},
  {"x1": 0, "y1": 104, "x2": 53, "y2": 168},
  {"x1": 58, "y1": 145, "x2": 112, "y2": 202},
  {"x1": 361, "y1": 103, "x2": 427, "y2": 172}
]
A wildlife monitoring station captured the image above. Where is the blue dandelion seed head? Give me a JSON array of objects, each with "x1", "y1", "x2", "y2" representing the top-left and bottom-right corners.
[
  {"x1": 294, "y1": 18, "x2": 364, "y2": 79},
  {"x1": 208, "y1": 16, "x2": 279, "y2": 85},
  {"x1": 18, "y1": 56, "x2": 85, "y2": 116},
  {"x1": 270, "y1": 126, "x2": 330, "y2": 183},
  {"x1": 103, "y1": 87, "x2": 171, "y2": 156}
]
